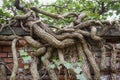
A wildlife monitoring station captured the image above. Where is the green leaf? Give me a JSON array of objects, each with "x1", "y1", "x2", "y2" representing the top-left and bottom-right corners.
[
  {"x1": 76, "y1": 74, "x2": 87, "y2": 80},
  {"x1": 53, "y1": 59, "x2": 61, "y2": 66},
  {"x1": 49, "y1": 64, "x2": 56, "y2": 69},
  {"x1": 74, "y1": 67, "x2": 82, "y2": 74},
  {"x1": 63, "y1": 62, "x2": 72, "y2": 69},
  {"x1": 24, "y1": 65, "x2": 29, "y2": 69},
  {"x1": 22, "y1": 56, "x2": 32, "y2": 63},
  {"x1": 19, "y1": 50, "x2": 28, "y2": 56}
]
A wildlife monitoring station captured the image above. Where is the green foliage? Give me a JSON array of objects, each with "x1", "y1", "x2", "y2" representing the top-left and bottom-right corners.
[
  {"x1": 49, "y1": 64, "x2": 56, "y2": 69},
  {"x1": 19, "y1": 50, "x2": 32, "y2": 69},
  {"x1": 0, "y1": 8, "x2": 11, "y2": 23},
  {"x1": 0, "y1": 0, "x2": 120, "y2": 24},
  {"x1": 19, "y1": 50, "x2": 32, "y2": 63},
  {"x1": 76, "y1": 74, "x2": 87, "y2": 80},
  {"x1": 50, "y1": 58, "x2": 87, "y2": 80}
]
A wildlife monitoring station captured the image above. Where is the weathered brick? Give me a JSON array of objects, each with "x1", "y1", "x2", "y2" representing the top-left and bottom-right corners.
[
  {"x1": 0, "y1": 53, "x2": 8, "y2": 57},
  {"x1": 7, "y1": 53, "x2": 13, "y2": 57},
  {"x1": 3, "y1": 58, "x2": 13, "y2": 63},
  {"x1": 118, "y1": 52, "x2": 120, "y2": 58},
  {"x1": 19, "y1": 63, "x2": 24, "y2": 68},
  {"x1": 106, "y1": 52, "x2": 111, "y2": 57},
  {"x1": 59, "y1": 75, "x2": 65, "y2": 80},
  {"x1": 2, "y1": 46, "x2": 12, "y2": 53},
  {"x1": 8, "y1": 53, "x2": 20, "y2": 57},
  {"x1": 18, "y1": 58, "x2": 23, "y2": 63},
  {"x1": 0, "y1": 46, "x2": 2, "y2": 52}
]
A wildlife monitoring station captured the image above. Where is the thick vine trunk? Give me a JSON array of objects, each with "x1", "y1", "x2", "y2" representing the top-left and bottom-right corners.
[
  {"x1": 77, "y1": 44, "x2": 92, "y2": 80},
  {"x1": 81, "y1": 40, "x2": 100, "y2": 80}
]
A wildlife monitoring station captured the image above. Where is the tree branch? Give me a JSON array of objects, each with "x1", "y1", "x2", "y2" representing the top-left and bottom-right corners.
[{"x1": 10, "y1": 38, "x2": 18, "y2": 80}]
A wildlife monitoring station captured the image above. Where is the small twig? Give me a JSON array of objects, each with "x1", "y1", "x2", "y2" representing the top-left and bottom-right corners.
[
  {"x1": 31, "y1": 7, "x2": 64, "y2": 19},
  {"x1": 0, "y1": 35, "x2": 21, "y2": 40},
  {"x1": 14, "y1": 11, "x2": 32, "y2": 20},
  {"x1": 0, "y1": 61, "x2": 12, "y2": 73},
  {"x1": 0, "y1": 24, "x2": 6, "y2": 32},
  {"x1": 8, "y1": 25, "x2": 16, "y2": 36},
  {"x1": 0, "y1": 21, "x2": 16, "y2": 32},
  {"x1": 20, "y1": 21, "x2": 30, "y2": 32}
]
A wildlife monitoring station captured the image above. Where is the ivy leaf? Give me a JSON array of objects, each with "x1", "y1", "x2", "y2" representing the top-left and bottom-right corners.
[
  {"x1": 19, "y1": 50, "x2": 32, "y2": 63},
  {"x1": 76, "y1": 74, "x2": 87, "y2": 80},
  {"x1": 24, "y1": 65, "x2": 29, "y2": 69},
  {"x1": 19, "y1": 50, "x2": 28, "y2": 56},
  {"x1": 53, "y1": 59, "x2": 61, "y2": 66},
  {"x1": 22, "y1": 56, "x2": 32, "y2": 63},
  {"x1": 74, "y1": 67, "x2": 82, "y2": 74},
  {"x1": 63, "y1": 62, "x2": 72, "y2": 69},
  {"x1": 49, "y1": 64, "x2": 56, "y2": 69}
]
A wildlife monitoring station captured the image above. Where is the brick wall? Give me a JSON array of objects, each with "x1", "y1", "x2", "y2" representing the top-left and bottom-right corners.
[
  {"x1": 0, "y1": 42, "x2": 120, "y2": 80},
  {"x1": 0, "y1": 45, "x2": 32, "y2": 80}
]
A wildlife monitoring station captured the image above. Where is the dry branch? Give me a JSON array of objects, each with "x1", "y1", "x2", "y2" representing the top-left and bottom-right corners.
[
  {"x1": 14, "y1": 11, "x2": 32, "y2": 20},
  {"x1": 30, "y1": 57, "x2": 41, "y2": 80},
  {"x1": 35, "y1": 47, "x2": 46, "y2": 56},
  {"x1": 0, "y1": 35, "x2": 21, "y2": 40},
  {"x1": 100, "y1": 42, "x2": 106, "y2": 70},
  {"x1": 74, "y1": 12, "x2": 86, "y2": 24},
  {"x1": 58, "y1": 49, "x2": 65, "y2": 64},
  {"x1": 81, "y1": 40, "x2": 100, "y2": 80},
  {"x1": 74, "y1": 20, "x2": 102, "y2": 29},
  {"x1": 24, "y1": 36, "x2": 42, "y2": 48},
  {"x1": 111, "y1": 73, "x2": 117, "y2": 80},
  {"x1": 41, "y1": 48, "x2": 58, "y2": 80},
  {"x1": 77, "y1": 43, "x2": 92, "y2": 80},
  {"x1": 31, "y1": 7, "x2": 64, "y2": 19},
  {"x1": 90, "y1": 26, "x2": 102, "y2": 40},
  {"x1": 27, "y1": 22, "x2": 75, "y2": 48},
  {"x1": 10, "y1": 39, "x2": 18, "y2": 80},
  {"x1": 111, "y1": 44, "x2": 117, "y2": 72}
]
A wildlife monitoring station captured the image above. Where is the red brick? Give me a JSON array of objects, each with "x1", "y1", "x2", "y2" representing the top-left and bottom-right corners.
[
  {"x1": 8, "y1": 53, "x2": 20, "y2": 57},
  {"x1": 19, "y1": 63, "x2": 24, "y2": 68},
  {"x1": 3, "y1": 58, "x2": 13, "y2": 63},
  {"x1": 118, "y1": 52, "x2": 120, "y2": 58},
  {"x1": 7, "y1": 63, "x2": 13, "y2": 69},
  {"x1": 0, "y1": 46, "x2": 2, "y2": 52},
  {"x1": 0, "y1": 53, "x2": 8, "y2": 57},
  {"x1": 18, "y1": 58, "x2": 23, "y2": 63},
  {"x1": 59, "y1": 75, "x2": 65, "y2": 80},
  {"x1": 2, "y1": 46, "x2": 12, "y2": 53},
  {"x1": 106, "y1": 53, "x2": 111, "y2": 57},
  {"x1": 7, "y1": 53, "x2": 13, "y2": 57}
]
